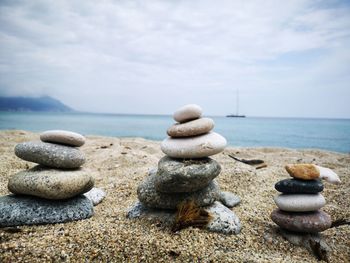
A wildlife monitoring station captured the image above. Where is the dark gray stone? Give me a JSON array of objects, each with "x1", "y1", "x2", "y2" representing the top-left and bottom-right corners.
[
  {"x1": 0, "y1": 195, "x2": 93, "y2": 227},
  {"x1": 15, "y1": 141, "x2": 85, "y2": 169},
  {"x1": 271, "y1": 209, "x2": 331, "y2": 233},
  {"x1": 127, "y1": 201, "x2": 175, "y2": 227},
  {"x1": 137, "y1": 174, "x2": 220, "y2": 209},
  {"x1": 275, "y1": 179, "x2": 324, "y2": 194},
  {"x1": 219, "y1": 191, "x2": 241, "y2": 208},
  {"x1": 154, "y1": 156, "x2": 221, "y2": 193}
]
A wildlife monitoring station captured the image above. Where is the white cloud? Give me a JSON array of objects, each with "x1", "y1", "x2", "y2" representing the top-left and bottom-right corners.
[{"x1": 0, "y1": 0, "x2": 349, "y2": 117}]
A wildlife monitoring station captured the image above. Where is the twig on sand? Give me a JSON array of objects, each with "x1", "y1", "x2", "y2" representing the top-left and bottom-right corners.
[
  {"x1": 228, "y1": 154, "x2": 264, "y2": 165},
  {"x1": 228, "y1": 154, "x2": 267, "y2": 169},
  {"x1": 330, "y1": 218, "x2": 350, "y2": 228},
  {"x1": 256, "y1": 164, "x2": 268, "y2": 169}
]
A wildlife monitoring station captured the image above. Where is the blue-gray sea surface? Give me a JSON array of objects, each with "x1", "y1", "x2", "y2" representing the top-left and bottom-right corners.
[{"x1": 0, "y1": 112, "x2": 349, "y2": 153}]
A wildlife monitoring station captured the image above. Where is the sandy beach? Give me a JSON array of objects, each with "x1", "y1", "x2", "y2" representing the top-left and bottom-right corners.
[{"x1": 0, "y1": 130, "x2": 349, "y2": 262}]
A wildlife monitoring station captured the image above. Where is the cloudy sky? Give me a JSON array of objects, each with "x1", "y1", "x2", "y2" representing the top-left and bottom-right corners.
[{"x1": 0, "y1": 0, "x2": 349, "y2": 118}]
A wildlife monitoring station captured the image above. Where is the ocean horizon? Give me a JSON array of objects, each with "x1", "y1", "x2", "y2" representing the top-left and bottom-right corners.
[{"x1": 1, "y1": 111, "x2": 349, "y2": 153}]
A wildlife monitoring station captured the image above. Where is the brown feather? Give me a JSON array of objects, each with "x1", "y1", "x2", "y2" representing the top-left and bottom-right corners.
[{"x1": 171, "y1": 200, "x2": 212, "y2": 232}]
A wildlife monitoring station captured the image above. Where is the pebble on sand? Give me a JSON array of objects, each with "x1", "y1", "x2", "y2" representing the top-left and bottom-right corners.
[
  {"x1": 206, "y1": 201, "x2": 242, "y2": 234},
  {"x1": 84, "y1": 187, "x2": 106, "y2": 206},
  {"x1": 218, "y1": 191, "x2": 241, "y2": 208},
  {"x1": 316, "y1": 165, "x2": 341, "y2": 184}
]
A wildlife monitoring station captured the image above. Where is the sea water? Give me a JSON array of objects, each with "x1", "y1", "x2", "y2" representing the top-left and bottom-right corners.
[{"x1": 0, "y1": 112, "x2": 349, "y2": 153}]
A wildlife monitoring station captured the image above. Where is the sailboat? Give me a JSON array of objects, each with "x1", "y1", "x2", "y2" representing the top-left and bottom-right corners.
[{"x1": 226, "y1": 89, "x2": 246, "y2": 118}]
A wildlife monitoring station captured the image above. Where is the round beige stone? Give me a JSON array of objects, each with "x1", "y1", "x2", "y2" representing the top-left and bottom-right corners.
[
  {"x1": 161, "y1": 132, "x2": 227, "y2": 158},
  {"x1": 8, "y1": 166, "x2": 94, "y2": 200},
  {"x1": 40, "y1": 130, "x2": 86, "y2": 147},
  {"x1": 173, "y1": 104, "x2": 202, "y2": 123},
  {"x1": 167, "y1": 117, "x2": 214, "y2": 137}
]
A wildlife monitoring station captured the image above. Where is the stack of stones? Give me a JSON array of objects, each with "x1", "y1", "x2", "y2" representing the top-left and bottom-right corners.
[
  {"x1": 0, "y1": 130, "x2": 95, "y2": 227},
  {"x1": 128, "y1": 104, "x2": 241, "y2": 234},
  {"x1": 271, "y1": 163, "x2": 341, "y2": 233}
]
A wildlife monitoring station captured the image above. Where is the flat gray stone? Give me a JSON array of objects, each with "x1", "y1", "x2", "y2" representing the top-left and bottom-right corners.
[
  {"x1": 84, "y1": 187, "x2": 106, "y2": 206},
  {"x1": 154, "y1": 156, "x2": 221, "y2": 193},
  {"x1": 206, "y1": 201, "x2": 241, "y2": 234},
  {"x1": 167, "y1": 118, "x2": 214, "y2": 137},
  {"x1": 161, "y1": 132, "x2": 227, "y2": 159},
  {"x1": 137, "y1": 174, "x2": 220, "y2": 209},
  {"x1": 40, "y1": 130, "x2": 86, "y2": 147},
  {"x1": 8, "y1": 166, "x2": 94, "y2": 200},
  {"x1": 127, "y1": 201, "x2": 241, "y2": 235},
  {"x1": 0, "y1": 195, "x2": 93, "y2": 227},
  {"x1": 219, "y1": 191, "x2": 241, "y2": 208},
  {"x1": 15, "y1": 141, "x2": 86, "y2": 169}
]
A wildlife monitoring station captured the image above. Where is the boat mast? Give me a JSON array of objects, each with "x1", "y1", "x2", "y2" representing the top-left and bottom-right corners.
[{"x1": 236, "y1": 89, "x2": 239, "y2": 116}]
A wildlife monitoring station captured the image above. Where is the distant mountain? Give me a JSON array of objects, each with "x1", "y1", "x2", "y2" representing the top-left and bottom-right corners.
[{"x1": 0, "y1": 96, "x2": 73, "y2": 112}]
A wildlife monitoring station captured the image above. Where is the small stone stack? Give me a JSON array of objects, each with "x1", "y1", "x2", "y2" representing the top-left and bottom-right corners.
[
  {"x1": 128, "y1": 104, "x2": 241, "y2": 234},
  {"x1": 0, "y1": 130, "x2": 95, "y2": 227},
  {"x1": 271, "y1": 164, "x2": 341, "y2": 233},
  {"x1": 162, "y1": 104, "x2": 225, "y2": 159}
]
